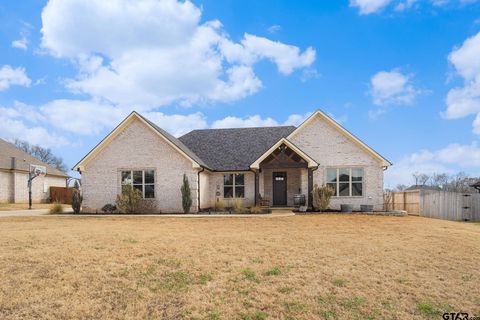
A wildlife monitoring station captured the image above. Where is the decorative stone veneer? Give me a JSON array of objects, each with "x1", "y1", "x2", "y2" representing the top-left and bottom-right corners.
[
  {"x1": 290, "y1": 116, "x2": 385, "y2": 210},
  {"x1": 81, "y1": 119, "x2": 199, "y2": 213}
]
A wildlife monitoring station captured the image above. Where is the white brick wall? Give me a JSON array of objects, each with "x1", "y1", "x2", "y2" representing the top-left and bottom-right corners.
[
  {"x1": 0, "y1": 170, "x2": 66, "y2": 203},
  {"x1": 290, "y1": 116, "x2": 385, "y2": 210},
  {"x1": 205, "y1": 171, "x2": 255, "y2": 208},
  {"x1": 82, "y1": 119, "x2": 199, "y2": 213}
]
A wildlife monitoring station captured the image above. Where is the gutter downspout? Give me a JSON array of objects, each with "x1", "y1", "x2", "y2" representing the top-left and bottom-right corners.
[{"x1": 197, "y1": 167, "x2": 205, "y2": 212}]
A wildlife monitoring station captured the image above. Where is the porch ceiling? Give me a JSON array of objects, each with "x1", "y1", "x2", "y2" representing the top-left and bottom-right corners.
[{"x1": 250, "y1": 138, "x2": 318, "y2": 170}]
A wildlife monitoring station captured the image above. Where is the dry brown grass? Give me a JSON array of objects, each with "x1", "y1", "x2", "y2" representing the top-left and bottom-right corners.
[
  {"x1": 0, "y1": 215, "x2": 479, "y2": 319},
  {"x1": 0, "y1": 203, "x2": 70, "y2": 211}
]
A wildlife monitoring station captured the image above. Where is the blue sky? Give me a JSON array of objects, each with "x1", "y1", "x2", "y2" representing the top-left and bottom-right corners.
[{"x1": 1, "y1": 0, "x2": 480, "y2": 187}]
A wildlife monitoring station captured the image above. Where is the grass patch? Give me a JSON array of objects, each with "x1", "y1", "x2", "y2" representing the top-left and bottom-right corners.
[
  {"x1": 319, "y1": 310, "x2": 337, "y2": 319},
  {"x1": 284, "y1": 301, "x2": 308, "y2": 313},
  {"x1": 278, "y1": 286, "x2": 293, "y2": 294},
  {"x1": 264, "y1": 266, "x2": 281, "y2": 276},
  {"x1": 416, "y1": 302, "x2": 452, "y2": 317},
  {"x1": 242, "y1": 268, "x2": 259, "y2": 283},
  {"x1": 341, "y1": 296, "x2": 365, "y2": 310},
  {"x1": 332, "y1": 278, "x2": 347, "y2": 287},
  {"x1": 240, "y1": 311, "x2": 268, "y2": 320},
  {"x1": 198, "y1": 272, "x2": 213, "y2": 284}
]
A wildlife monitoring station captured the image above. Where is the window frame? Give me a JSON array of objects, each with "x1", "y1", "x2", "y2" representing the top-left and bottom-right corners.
[
  {"x1": 120, "y1": 169, "x2": 155, "y2": 199},
  {"x1": 325, "y1": 167, "x2": 364, "y2": 197},
  {"x1": 223, "y1": 173, "x2": 245, "y2": 199}
]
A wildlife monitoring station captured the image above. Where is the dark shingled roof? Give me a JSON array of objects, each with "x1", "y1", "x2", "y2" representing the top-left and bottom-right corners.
[
  {"x1": 0, "y1": 138, "x2": 68, "y2": 177},
  {"x1": 179, "y1": 126, "x2": 296, "y2": 171}
]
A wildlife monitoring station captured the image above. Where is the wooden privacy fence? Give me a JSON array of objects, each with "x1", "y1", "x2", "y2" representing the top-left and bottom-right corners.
[
  {"x1": 388, "y1": 190, "x2": 480, "y2": 221},
  {"x1": 50, "y1": 187, "x2": 74, "y2": 204}
]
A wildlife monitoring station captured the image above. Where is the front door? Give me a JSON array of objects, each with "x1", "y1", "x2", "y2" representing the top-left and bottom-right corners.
[{"x1": 272, "y1": 172, "x2": 287, "y2": 206}]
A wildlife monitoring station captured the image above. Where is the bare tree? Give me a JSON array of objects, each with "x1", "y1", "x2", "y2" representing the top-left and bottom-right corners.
[
  {"x1": 412, "y1": 172, "x2": 429, "y2": 186},
  {"x1": 395, "y1": 184, "x2": 408, "y2": 191},
  {"x1": 14, "y1": 139, "x2": 68, "y2": 173},
  {"x1": 430, "y1": 173, "x2": 449, "y2": 189}
]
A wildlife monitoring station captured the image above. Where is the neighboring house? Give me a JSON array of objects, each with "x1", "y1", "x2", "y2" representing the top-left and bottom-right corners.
[
  {"x1": 404, "y1": 185, "x2": 442, "y2": 191},
  {"x1": 74, "y1": 110, "x2": 391, "y2": 213},
  {"x1": 0, "y1": 138, "x2": 68, "y2": 203}
]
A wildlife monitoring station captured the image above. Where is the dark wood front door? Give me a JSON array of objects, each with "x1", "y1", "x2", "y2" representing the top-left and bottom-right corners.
[{"x1": 272, "y1": 172, "x2": 287, "y2": 206}]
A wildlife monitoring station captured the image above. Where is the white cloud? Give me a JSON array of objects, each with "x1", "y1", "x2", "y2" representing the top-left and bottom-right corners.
[
  {"x1": 40, "y1": 0, "x2": 315, "y2": 108},
  {"x1": 385, "y1": 142, "x2": 480, "y2": 186},
  {"x1": 211, "y1": 112, "x2": 312, "y2": 129},
  {"x1": 11, "y1": 22, "x2": 31, "y2": 51},
  {"x1": 349, "y1": 0, "x2": 392, "y2": 14},
  {"x1": 443, "y1": 32, "x2": 480, "y2": 133},
  {"x1": 351, "y1": 0, "x2": 478, "y2": 14},
  {"x1": 41, "y1": 100, "x2": 126, "y2": 136},
  {"x1": 12, "y1": 38, "x2": 28, "y2": 51},
  {"x1": 144, "y1": 111, "x2": 208, "y2": 137},
  {"x1": 0, "y1": 103, "x2": 68, "y2": 148},
  {"x1": 267, "y1": 25, "x2": 281, "y2": 34},
  {"x1": 0, "y1": 65, "x2": 31, "y2": 91},
  {"x1": 370, "y1": 69, "x2": 420, "y2": 106}
]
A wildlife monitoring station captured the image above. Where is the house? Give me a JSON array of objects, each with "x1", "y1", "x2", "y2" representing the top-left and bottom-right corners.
[
  {"x1": 0, "y1": 138, "x2": 68, "y2": 203},
  {"x1": 74, "y1": 110, "x2": 391, "y2": 213}
]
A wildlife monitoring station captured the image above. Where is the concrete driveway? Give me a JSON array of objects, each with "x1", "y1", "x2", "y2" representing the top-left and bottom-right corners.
[{"x1": 0, "y1": 208, "x2": 73, "y2": 217}]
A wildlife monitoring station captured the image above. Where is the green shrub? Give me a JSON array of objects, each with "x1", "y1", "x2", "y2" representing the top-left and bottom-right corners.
[
  {"x1": 181, "y1": 174, "x2": 192, "y2": 214},
  {"x1": 116, "y1": 187, "x2": 142, "y2": 213},
  {"x1": 50, "y1": 202, "x2": 63, "y2": 214},
  {"x1": 311, "y1": 184, "x2": 335, "y2": 211},
  {"x1": 71, "y1": 190, "x2": 82, "y2": 214}
]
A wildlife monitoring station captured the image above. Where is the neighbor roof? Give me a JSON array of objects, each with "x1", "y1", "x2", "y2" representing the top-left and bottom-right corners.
[
  {"x1": 179, "y1": 126, "x2": 296, "y2": 171},
  {"x1": 0, "y1": 138, "x2": 68, "y2": 177}
]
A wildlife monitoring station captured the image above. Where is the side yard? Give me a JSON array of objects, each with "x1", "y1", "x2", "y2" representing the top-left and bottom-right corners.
[{"x1": 0, "y1": 215, "x2": 479, "y2": 319}]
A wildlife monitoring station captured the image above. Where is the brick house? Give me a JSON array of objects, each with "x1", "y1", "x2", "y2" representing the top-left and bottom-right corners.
[
  {"x1": 0, "y1": 138, "x2": 68, "y2": 203},
  {"x1": 74, "y1": 110, "x2": 391, "y2": 213}
]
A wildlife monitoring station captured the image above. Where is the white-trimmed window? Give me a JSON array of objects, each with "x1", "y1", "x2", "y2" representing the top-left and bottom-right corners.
[
  {"x1": 326, "y1": 168, "x2": 363, "y2": 197},
  {"x1": 223, "y1": 173, "x2": 245, "y2": 198},
  {"x1": 121, "y1": 170, "x2": 155, "y2": 199}
]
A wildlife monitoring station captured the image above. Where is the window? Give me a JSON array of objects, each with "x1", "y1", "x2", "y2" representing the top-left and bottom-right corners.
[
  {"x1": 223, "y1": 173, "x2": 245, "y2": 198},
  {"x1": 326, "y1": 168, "x2": 363, "y2": 197},
  {"x1": 121, "y1": 169, "x2": 155, "y2": 198}
]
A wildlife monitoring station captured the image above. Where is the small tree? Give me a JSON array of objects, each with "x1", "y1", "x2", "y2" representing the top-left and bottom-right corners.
[
  {"x1": 181, "y1": 174, "x2": 192, "y2": 214},
  {"x1": 73, "y1": 180, "x2": 80, "y2": 190},
  {"x1": 116, "y1": 187, "x2": 142, "y2": 213},
  {"x1": 72, "y1": 190, "x2": 83, "y2": 214},
  {"x1": 311, "y1": 184, "x2": 335, "y2": 211}
]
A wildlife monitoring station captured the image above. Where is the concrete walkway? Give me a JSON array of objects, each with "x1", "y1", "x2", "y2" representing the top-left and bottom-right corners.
[
  {"x1": 0, "y1": 208, "x2": 73, "y2": 217},
  {"x1": 0, "y1": 208, "x2": 294, "y2": 218}
]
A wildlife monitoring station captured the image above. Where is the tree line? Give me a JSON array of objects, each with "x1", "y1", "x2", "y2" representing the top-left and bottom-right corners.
[{"x1": 392, "y1": 172, "x2": 479, "y2": 193}]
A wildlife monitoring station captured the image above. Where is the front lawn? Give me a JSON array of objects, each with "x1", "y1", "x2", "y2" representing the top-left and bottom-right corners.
[{"x1": 0, "y1": 215, "x2": 478, "y2": 319}]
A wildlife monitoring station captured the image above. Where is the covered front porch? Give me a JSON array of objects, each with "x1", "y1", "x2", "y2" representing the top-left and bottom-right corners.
[{"x1": 250, "y1": 139, "x2": 318, "y2": 208}]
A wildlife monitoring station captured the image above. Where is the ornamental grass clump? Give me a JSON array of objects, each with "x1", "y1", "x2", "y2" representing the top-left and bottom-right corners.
[{"x1": 311, "y1": 184, "x2": 335, "y2": 211}]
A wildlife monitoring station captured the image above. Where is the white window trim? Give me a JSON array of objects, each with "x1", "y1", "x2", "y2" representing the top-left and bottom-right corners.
[
  {"x1": 120, "y1": 169, "x2": 156, "y2": 199},
  {"x1": 223, "y1": 173, "x2": 246, "y2": 199},
  {"x1": 326, "y1": 167, "x2": 364, "y2": 198}
]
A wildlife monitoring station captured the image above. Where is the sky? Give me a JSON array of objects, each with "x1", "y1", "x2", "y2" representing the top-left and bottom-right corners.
[{"x1": 1, "y1": 0, "x2": 480, "y2": 188}]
